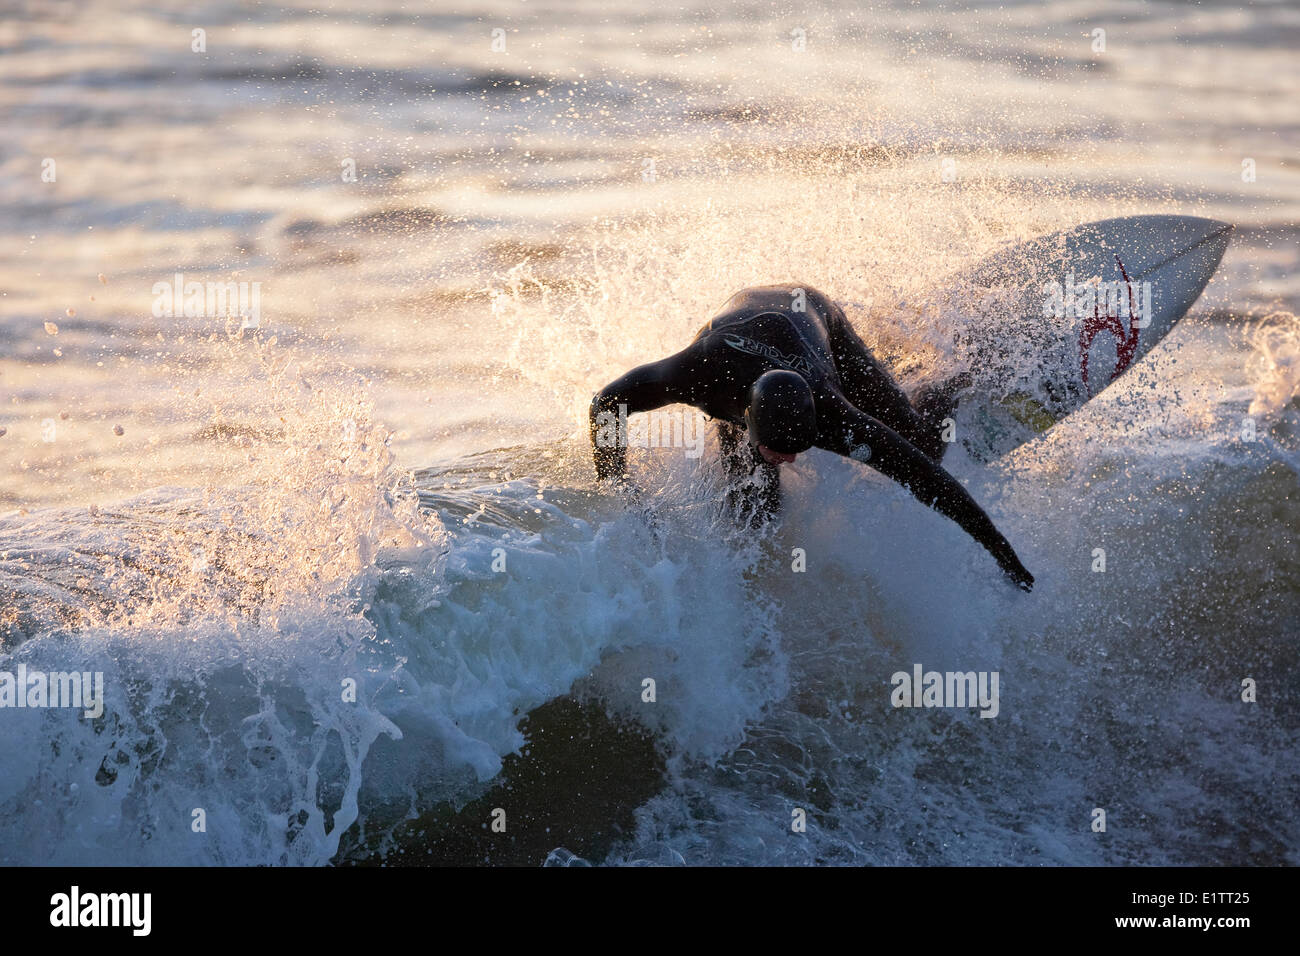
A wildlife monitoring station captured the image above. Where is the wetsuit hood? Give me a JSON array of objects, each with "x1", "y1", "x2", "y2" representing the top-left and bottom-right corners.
[{"x1": 746, "y1": 369, "x2": 817, "y2": 454}]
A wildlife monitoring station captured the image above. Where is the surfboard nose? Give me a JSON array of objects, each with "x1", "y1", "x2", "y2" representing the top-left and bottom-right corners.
[
  {"x1": 1116, "y1": 215, "x2": 1233, "y2": 284},
  {"x1": 1194, "y1": 217, "x2": 1233, "y2": 240},
  {"x1": 1165, "y1": 215, "x2": 1233, "y2": 257},
  {"x1": 1181, "y1": 217, "x2": 1234, "y2": 276}
]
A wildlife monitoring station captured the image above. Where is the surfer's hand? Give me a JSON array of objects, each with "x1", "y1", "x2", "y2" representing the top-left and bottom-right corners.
[
  {"x1": 1002, "y1": 559, "x2": 1034, "y2": 593},
  {"x1": 599, "y1": 472, "x2": 640, "y2": 498},
  {"x1": 600, "y1": 475, "x2": 660, "y2": 529},
  {"x1": 986, "y1": 535, "x2": 1033, "y2": 592},
  {"x1": 625, "y1": 481, "x2": 664, "y2": 539},
  {"x1": 996, "y1": 547, "x2": 1034, "y2": 592}
]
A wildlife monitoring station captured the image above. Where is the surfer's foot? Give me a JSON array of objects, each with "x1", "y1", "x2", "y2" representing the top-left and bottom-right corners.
[
  {"x1": 724, "y1": 472, "x2": 781, "y2": 530},
  {"x1": 721, "y1": 453, "x2": 782, "y2": 530},
  {"x1": 914, "y1": 371, "x2": 972, "y2": 417},
  {"x1": 913, "y1": 371, "x2": 972, "y2": 463}
]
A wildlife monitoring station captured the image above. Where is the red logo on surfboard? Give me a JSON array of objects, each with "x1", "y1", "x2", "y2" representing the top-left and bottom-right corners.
[{"x1": 1077, "y1": 256, "x2": 1140, "y2": 392}]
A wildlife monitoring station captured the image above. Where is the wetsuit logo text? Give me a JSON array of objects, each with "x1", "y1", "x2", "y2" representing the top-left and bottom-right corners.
[{"x1": 721, "y1": 334, "x2": 814, "y2": 376}]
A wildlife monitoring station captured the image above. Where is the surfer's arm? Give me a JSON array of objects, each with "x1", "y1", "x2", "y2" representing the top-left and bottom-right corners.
[
  {"x1": 819, "y1": 401, "x2": 1034, "y2": 591},
  {"x1": 589, "y1": 348, "x2": 699, "y2": 483}
]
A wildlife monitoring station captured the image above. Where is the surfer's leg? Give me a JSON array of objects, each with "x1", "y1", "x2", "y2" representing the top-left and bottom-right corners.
[
  {"x1": 717, "y1": 421, "x2": 781, "y2": 527},
  {"x1": 826, "y1": 306, "x2": 946, "y2": 461}
]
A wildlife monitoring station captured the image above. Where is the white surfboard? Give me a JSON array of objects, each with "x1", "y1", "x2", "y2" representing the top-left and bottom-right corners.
[{"x1": 936, "y1": 215, "x2": 1233, "y2": 460}]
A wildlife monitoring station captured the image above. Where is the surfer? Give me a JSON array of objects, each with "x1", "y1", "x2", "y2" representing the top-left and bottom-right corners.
[{"x1": 589, "y1": 284, "x2": 1035, "y2": 591}]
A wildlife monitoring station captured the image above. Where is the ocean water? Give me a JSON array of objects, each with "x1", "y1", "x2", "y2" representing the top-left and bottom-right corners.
[{"x1": 1, "y1": 0, "x2": 1297, "y2": 865}]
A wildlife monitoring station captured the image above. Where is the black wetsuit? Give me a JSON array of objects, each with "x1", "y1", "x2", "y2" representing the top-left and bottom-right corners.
[{"x1": 589, "y1": 284, "x2": 1033, "y2": 590}]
